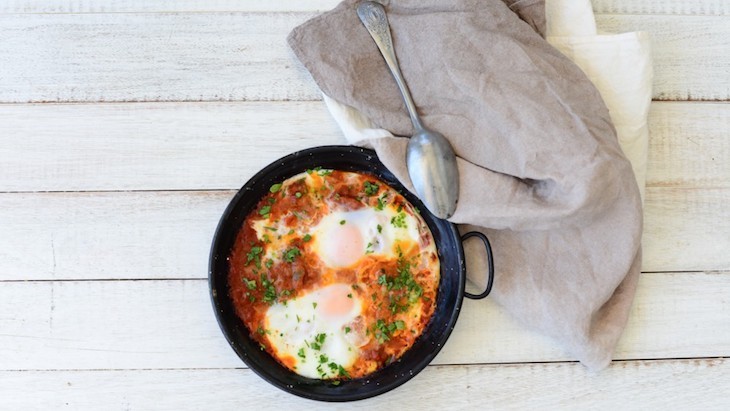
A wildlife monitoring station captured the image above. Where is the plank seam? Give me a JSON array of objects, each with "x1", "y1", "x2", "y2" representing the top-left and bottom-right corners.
[{"x1": 1, "y1": 356, "x2": 726, "y2": 372}]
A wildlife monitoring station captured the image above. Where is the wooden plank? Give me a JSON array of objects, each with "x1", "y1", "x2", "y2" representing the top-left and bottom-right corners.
[
  {"x1": 0, "y1": 12, "x2": 321, "y2": 103},
  {"x1": 3, "y1": 0, "x2": 728, "y2": 16},
  {"x1": 643, "y1": 188, "x2": 730, "y2": 272},
  {"x1": 0, "y1": 187, "x2": 727, "y2": 281},
  {"x1": 0, "y1": 0, "x2": 341, "y2": 13},
  {"x1": 0, "y1": 191, "x2": 233, "y2": 281},
  {"x1": 596, "y1": 14, "x2": 730, "y2": 101},
  {"x1": 1, "y1": 101, "x2": 727, "y2": 192},
  {"x1": 1, "y1": 359, "x2": 728, "y2": 409},
  {"x1": 594, "y1": 0, "x2": 730, "y2": 16},
  {"x1": 647, "y1": 102, "x2": 730, "y2": 189},
  {"x1": 0, "y1": 13, "x2": 728, "y2": 103},
  {"x1": 0, "y1": 274, "x2": 728, "y2": 370},
  {"x1": 0, "y1": 102, "x2": 344, "y2": 192}
]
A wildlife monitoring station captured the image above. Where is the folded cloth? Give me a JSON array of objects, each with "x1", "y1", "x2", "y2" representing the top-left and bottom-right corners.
[
  {"x1": 288, "y1": 0, "x2": 644, "y2": 369},
  {"x1": 546, "y1": 0, "x2": 653, "y2": 202}
]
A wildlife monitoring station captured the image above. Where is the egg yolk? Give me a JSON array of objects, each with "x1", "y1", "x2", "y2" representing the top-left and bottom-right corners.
[
  {"x1": 319, "y1": 284, "x2": 355, "y2": 320},
  {"x1": 322, "y1": 222, "x2": 364, "y2": 267}
]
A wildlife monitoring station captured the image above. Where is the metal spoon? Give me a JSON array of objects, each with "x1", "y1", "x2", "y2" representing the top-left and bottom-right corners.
[{"x1": 357, "y1": 1, "x2": 459, "y2": 219}]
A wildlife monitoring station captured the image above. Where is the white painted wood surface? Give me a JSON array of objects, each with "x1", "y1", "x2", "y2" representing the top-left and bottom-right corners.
[
  {"x1": 3, "y1": 0, "x2": 728, "y2": 15},
  {"x1": 0, "y1": 13, "x2": 728, "y2": 102},
  {"x1": 1, "y1": 359, "x2": 728, "y2": 410},
  {"x1": 0, "y1": 102, "x2": 727, "y2": 192},
  {"x1": 1, "y1": 274, "x2": 728, "y2": 370},
  {"x1": 1, "y1": 0, "x2": 729, "y2": 409}
]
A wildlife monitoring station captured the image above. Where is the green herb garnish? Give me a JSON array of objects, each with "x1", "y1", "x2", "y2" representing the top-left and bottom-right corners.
[
  {"x1": 283, "y1": 247, "x2": 301, "y2": 263},
  {"x1": 363, "y1": 181, "x2": 379, "y2": 196},
  {"x1": 259, "y1": 205, "x2": 271, "y2": 217}
]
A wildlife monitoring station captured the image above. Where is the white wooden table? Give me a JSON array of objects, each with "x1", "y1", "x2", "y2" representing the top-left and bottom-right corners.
[{"x1": 1, "y1": 1, "x2": 729, "y2": 409}]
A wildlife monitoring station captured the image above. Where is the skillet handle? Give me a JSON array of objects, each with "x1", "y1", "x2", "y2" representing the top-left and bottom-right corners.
[{"x1": 461, "y1": 231, "x2": 494, "y2": 300}]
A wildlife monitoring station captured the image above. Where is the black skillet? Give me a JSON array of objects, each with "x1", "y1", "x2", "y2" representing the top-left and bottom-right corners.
[{"x1": 209, "y1": 145, "x2": 494, "y2": 401}]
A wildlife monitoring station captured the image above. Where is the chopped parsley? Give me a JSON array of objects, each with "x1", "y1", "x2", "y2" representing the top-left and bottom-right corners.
[
  {"x1": 377, "y1": 224, "x2": 382, "y2": 233},
  {"x1": 311, "y1": 333, "x2": 326, "y2": 351},
  {"x1": 305, "y1": 166, "x2": 332, "y2": 176},
  {"x1": 390, "y1": 212, "x2": 407, "y2": 228},
  {"x1": 283, "y1": 247, "x2": 301, "y2": 263},
  {"x1": 373, "y1": 319, "x2": 391, "y2": 343},
  {"x1": 377, "y1": 252, "x2": 424, "y2": 310},
  {"x1": 372, "y1": 319, "x2": 406, "y2": 344},
  {"x1": 259, "y1": 205, "x2": 271, "y2": 217},
  {"x1": 260, "y1": 273, "x2": 278, "y2": 304},
  {"x1": 264, "y1": 258, "x2": 274, "y2": 269},
  {"x1": 344, "y1": 326, "x2": 351, "y2": 334},
  {"x1": 363, "y1": 181, "x2": 379, "y2": 196},
  {"x1": 302, "y1": 234, "x2": 312, "y2": 242},
  {"x1": 245, "y1": 246, "x2": 264, "y2": 269},
  {"x1": 376, "y1": 194, "x2": 387, "y2": 211},
  {"x1": 243, "y1": 278, "x2": 257, "y2": 290},
  {"x1": 269, "y1": 183, "x2": 283, "y2": 193},
  {"x1": 339, "y1": 220, "x2": 346, "y2": 225},
  {"x1": 297, "y1": 347, "x2": 306, "y2": 360}
]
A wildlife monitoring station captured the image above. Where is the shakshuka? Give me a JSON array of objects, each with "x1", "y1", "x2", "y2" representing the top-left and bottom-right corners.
[{"x1": 228, "y1": 169, "x2": 439, "y2": 381}]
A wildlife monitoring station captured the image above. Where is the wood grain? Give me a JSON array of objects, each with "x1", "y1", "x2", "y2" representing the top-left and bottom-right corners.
[
  {"x1": 594, "y1": 0, "x2": 730, "y2": 15},
  {"x1": 0, "y1": 102, "x2": 344, "y2": 192},
  {"x1": 0, "y1": 12, "x2": 321, "y2": 103},
  {"x1": 0, "y1": 187, "x2": 727, "y2": 282},
  {"x1": 643, "y1": 188, "x2": 730, "y2": 272},
  {"x1": 1, "y1": 359, "x2": 728, "y2": 410},
  {"x1": 0, "y1": 274, "x2": 728, "y2": 370},
  {"x1": 596, "y1": 14, "x2": 730, "y2": 101},
  {"x1": 0, "y1": 0, "x2": 341, "y2": 13},
  {"x1": 0, "y1": 13, "x2": 728, "y2": 103},
  {"x1": 3, "y1": 0, "x2": 728, "y2": 15},
  {"x1": 1, "y1": 101, "x2": 726, "y2": 192},
  {"x1": 0, "y1": 191, "x2": 232, "y2": 281},
  {"x1": 646, "y1": 102, "x2": 730, "y2": 188}
]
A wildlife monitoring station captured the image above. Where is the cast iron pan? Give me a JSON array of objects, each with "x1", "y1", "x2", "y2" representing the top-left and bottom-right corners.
[{"x1": 209, "y1": 145, "x2": 494, "y2": 401}]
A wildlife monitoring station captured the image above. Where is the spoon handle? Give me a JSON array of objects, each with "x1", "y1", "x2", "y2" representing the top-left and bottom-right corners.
[{"x1": 357, "y1": 1, "x2": 423, "y2": 131}]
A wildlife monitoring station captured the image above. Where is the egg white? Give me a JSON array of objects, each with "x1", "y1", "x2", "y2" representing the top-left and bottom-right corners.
[
  {"x1": 264, "y1": 283, "x2": 365, "y2": 379},
  {"x1": 311, "y1": 206, "x2": 422, "y2": 269}
]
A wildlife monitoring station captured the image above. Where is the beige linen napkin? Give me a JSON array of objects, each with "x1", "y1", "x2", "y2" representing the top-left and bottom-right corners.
[{"x1": 288, "y1": 0, "x2": 644, "y2": 369}]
